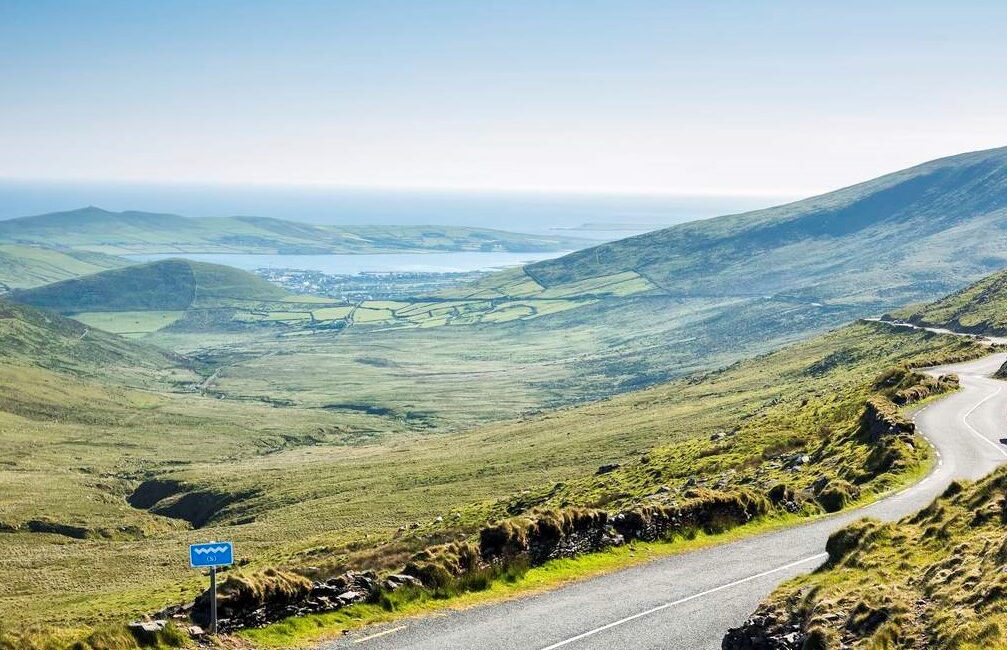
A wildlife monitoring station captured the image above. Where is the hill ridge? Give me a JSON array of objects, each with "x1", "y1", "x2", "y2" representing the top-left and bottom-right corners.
[
  {"x1": 526, "y1": 145, "x2": 1007, "y2": 305},
  {"x1": 0, "y1": 206, "x2": 590, "y2": 255},
  {"x1": 10, "y1": 258, "x2": 288, "y2": 314}
]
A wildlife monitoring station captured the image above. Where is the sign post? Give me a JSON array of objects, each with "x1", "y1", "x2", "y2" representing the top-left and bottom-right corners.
[{"x1": 189, "y1": 541, "x2": 234, "y2": 634}]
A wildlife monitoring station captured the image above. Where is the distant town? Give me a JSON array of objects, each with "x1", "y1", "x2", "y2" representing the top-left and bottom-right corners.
[{"x1": 255, "y1": 267, "x2": 488, "y2": 302}]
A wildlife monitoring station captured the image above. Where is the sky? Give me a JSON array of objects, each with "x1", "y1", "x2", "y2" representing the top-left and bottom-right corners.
[{"x1": 2, "y1": 0, "x2": 1006, "y2": 196}]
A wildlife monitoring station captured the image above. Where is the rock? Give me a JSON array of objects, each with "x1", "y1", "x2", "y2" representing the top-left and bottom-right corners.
[
  {"x1": 595, "y1": 463, "x2": 621, "y2": 475},
  {"x1": 788, "y1": 454, "x2": 810, "y2": 468},
  {"x1": 811, "y1": 475, "x2": 830, "y2": 494},
  {"x1": 311, "y1": 582, "x2": 342, "y2": 597},
  {"x1": 684, "y1": 476, "x2": 698, "y2": 488},
  {"x1": 336, "y1": 590, "x2": 363, "y2": 605},
  {"x1": 187, "y1": 625, "x2": 205, "y2": 638},
  {"x1": 128, "y1": 620, "x2": 166, "y2": 633},
  {"x1": 387, "y1": 573, "x2": 422, "y2": 588},
  {"x1": 434, "y1": 516, "x2": 444, "y2": 523}
]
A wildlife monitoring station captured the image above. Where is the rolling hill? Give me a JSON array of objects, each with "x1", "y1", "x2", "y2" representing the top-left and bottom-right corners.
[
  {"x1": 0, "y1": 206, "x2": 589, "y2": 254},
  {"x1": 169, "y1": 148, "x2": 1007, "y2": 431},
  {"x1": 0, "y1": 244, "x2": 126, "y2": 290},
  {"x1": 0, "y1": 295, "x2": 988, "y2": 639},
  {"x1": 0, "y1": 298, "x2": 182, "y2": 384},
  {"x1": 11, "y1": 258, "x2": 290, "y2": 313},
  {"x1": 527, "y1": 145, "x2": 1007, "y2": 306},
  {"x1": 886, "y1": 266, "x2": 1007, "y2": 335}
]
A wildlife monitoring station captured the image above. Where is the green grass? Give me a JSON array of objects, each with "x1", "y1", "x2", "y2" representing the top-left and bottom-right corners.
[
  {"x1": 168, "y1": 293, "x2": 857, "y2": 429},
  {"x1": 0, "y1": 312, "x2": 985, "y2": 637},
  {"x1": 0, "y1": 245, "x2": 127, "y2": 290},
  {"x1": 11, "y1": 259, "x2": 289, "y2": 313},
  {"x1": 888, "y1": 266, "x2": 1007, "y2": 335},
  {"x1": 240, "y1": 457, "x2": 939, "y2": 650},
  {"x1": 741, "y1": 467, "x2": 1007, "y2": 648},
  {"x1": 69, "y1": 311, "x2": 186, "y2": 336}
]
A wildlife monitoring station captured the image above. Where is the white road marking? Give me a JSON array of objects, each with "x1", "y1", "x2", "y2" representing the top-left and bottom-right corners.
[
  {"x1": 958, "y1": 384, "x2": 1007, "y2": 458},
  {"x1": 536, "y1": 375, "x2": 1002, "y2": 650},
  {"x1": 536, "y1": 553, "x2": 828, "y2": 650},
  {"x1": 353, "y1": 626, "x2": 407, "y2": 644}
]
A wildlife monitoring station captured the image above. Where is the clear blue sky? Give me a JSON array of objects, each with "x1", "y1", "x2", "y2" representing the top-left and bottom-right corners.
[{"x1": 2, "y1": 0, "x2": 1006, "y2": 194}]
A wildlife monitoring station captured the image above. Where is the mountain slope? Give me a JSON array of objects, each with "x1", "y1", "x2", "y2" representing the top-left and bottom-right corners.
[
  {"x1": 0, "y1": 298, "x2": 181, "y2": 382},
  {"x1": 887, "y1": 267, "x2": 1007, "y2": 335},
  {"x1": 10, "y1": 259, "x2": 289, "y2": 313},
  {"x1": 0, "y1": 206, "x2": 589, "y2": 254},
  {"x1": 0, "y1": 244, "x2": 127, "y2": 290},
  {"x1": 527, "y1": 146, "x2": 1007, "y2": 305}
]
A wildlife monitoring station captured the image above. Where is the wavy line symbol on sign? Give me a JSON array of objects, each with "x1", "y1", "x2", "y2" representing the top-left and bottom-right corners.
[{"x1": 193, "y1": 546, "x2": 230, "y2": 555}]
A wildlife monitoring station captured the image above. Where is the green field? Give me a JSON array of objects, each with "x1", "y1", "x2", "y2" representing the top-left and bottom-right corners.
[
  {"x1": 10, "y1": 147, "x2": 1007, "y2": 647},
  {"x1": 0, "y1": 295, "x2": 988, "y2": 638},
  {"x1": 70, "y1": 311, "x2": 187, "y2": 336}
]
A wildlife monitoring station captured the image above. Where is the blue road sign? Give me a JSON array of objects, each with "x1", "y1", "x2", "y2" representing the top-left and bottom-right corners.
[{"x1": 189, "y1": 541, "x2": 234, "y2": 568}]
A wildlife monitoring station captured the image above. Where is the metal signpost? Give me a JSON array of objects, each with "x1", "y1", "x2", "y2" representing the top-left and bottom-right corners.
[{"x1": 189, "y1": 541, "x2": 234, "y2": 634}]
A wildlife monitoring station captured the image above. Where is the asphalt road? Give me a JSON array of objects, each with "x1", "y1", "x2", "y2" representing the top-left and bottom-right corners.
[{"x1": 327, "y1": 347, "x2": 1007, "y2": 650}]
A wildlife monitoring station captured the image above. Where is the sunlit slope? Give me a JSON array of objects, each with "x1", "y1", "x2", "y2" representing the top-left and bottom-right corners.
[
  {"x1": 0, "y1": 244, "x2": 126, "y2": 290},
  {"x1": 731, "y1": 467, "x2": 1007, "y2": 648},
  {"x1": 0, "y1": 206, "x2": 589, "y2": 254},
  {"x1": 0, "y1": 312, "x2": 986, "y2": 630},
  {"x1": 887, "y1": 267, "x2": 1007, "y2": 335},
  {"x1": 0, "y1": 298, "x2": 181, "y2": 384},
  {"x1": 528, "y1": 146, "x2": 1007, "y2": 306}
]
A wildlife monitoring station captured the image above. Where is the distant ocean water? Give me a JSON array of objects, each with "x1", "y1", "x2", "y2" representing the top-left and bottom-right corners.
[
  {"x1": 0, "y1": 180, "x2": 793, "y2": 241},
  {"x1": 125, "y1": 251, "x2": 571, "y2": 275}
]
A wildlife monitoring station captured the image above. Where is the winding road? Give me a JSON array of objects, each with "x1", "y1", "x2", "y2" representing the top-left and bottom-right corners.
[{"x1": 327, "y1": 330, "x2": 1007, "y2": 649}]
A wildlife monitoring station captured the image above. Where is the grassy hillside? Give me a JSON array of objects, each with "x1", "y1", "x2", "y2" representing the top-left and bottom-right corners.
[
  {"x1": 0, "y1": 316, "x2": 989, "y2": 639},
  {"x1": 0, "y1": 244, "x2": 126, "y2": 290},
  {"x1": 0, "y1": 298, "x2": 181, "y2": 383},
  {"x1": 529, "y1": 146, "x2": 1007, "y2": 306},
  {"x1": 887, "y1": 267, "x2": 1007, "y2": 335},
  {"x1": 0, "y1": 206, "x2": 589, "y2": 254},
  {"x1": 727, "y1": 468, "x2": 1007, "y2": 648},
  {"x1": 11, "y1": 259, "x2": 289, "y2": 313},
  {"x1": 147, "y1": 147, "x2": 1007, "y2": 431}
]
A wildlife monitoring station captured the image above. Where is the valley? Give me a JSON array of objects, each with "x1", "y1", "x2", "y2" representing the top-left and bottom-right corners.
[
  {"x1": 10, "y1": 5, "x2": 1007, "y2": 649},
  {"x1": 8, "y1": 148, "x2": 1007, "y2": 648}
]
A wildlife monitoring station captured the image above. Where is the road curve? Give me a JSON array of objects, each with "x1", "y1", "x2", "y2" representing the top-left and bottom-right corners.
[{"x1": 326, "y1": 349, "x2": 1007, "y2": 650}]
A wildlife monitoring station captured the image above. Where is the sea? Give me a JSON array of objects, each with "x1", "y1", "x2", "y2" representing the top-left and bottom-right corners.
[{"x1": 0, "y1": 180, "x2": 794, "y2": 273}]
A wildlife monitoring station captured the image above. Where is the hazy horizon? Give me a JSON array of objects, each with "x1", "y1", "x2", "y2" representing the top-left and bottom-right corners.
[
  {"x1": 4, "y1": 1, "x2": 1006, "y2": 195},
  {"x1": 0, "y1": 178, "x2": 794, "y2": 236}
]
